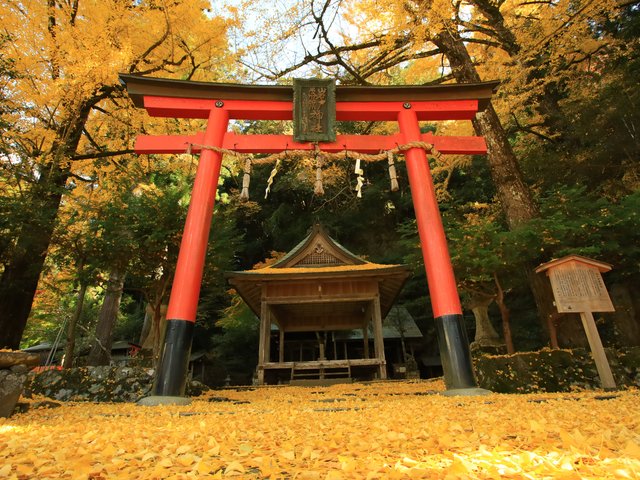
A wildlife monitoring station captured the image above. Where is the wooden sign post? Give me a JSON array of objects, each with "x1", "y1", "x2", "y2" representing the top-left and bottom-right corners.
[{"x1": 536, "y1": 255, "x2": 616, "y2": 389}]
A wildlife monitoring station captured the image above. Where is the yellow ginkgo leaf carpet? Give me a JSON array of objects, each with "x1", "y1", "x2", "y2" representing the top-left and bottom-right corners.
[{"x1": 1, "y1": 380, "x2": 639, "y2": 479}]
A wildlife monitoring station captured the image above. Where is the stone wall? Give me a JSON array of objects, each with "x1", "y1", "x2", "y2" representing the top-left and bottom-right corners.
[
  {"x1": 24, "y1": 366, "x2": 208, "y2": 403},
  {"x1": 473, "y1": 347, "x2": 640, "y2": 393},
  {"x1": 0, "y1": 351, "x2": 40, "y2": 417}
]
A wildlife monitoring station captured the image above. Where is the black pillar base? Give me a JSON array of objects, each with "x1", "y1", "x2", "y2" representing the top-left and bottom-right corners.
[
  {"x1": 435, "y1": 314, "x2": 477, "y2": 390},
  {"x1": 153, "y1": 319, "x2": 194, "y2": 397}
]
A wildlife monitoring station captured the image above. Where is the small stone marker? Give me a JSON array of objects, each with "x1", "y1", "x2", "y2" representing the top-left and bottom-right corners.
[{"x1": 536, "y1": 255, "x2": 616, "y2": 389}]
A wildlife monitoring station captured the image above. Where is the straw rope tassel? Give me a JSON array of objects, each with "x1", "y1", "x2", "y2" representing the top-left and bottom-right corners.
[
  {"x1": 387, "y1": 150, "x2": 399, "y2": 192},
  {"x1": 314, "y1": 155, "x2": 325, "y2": 196},
  {"x1": 189, "y1": 140, "x2": 440, "y2": 165},
  {"x1": 354, "y1": 158, "x2": 364, "y2": 198},
  {"x1": 240, "y1": 157, "x2": 252, "y2": 201},
  {"x1": 264, "y1": 158, "x2": 281, "y2": 199}
]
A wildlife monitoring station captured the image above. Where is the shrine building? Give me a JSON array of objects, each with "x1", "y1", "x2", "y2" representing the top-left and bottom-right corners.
[{"x1": 226, "y1": 225, "x2": 412, "y2": 385}]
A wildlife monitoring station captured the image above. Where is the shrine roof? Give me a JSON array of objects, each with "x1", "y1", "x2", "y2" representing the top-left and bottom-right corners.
[
  {"x1": 226, "y1": 224, "x2": 411, "y2": 321},
  {"x1": 229, "y1": 262, "x2": 407, "y2": 278},
  {"x1": 227, "y1": 224, "x2": 408, "y2": 278},
  {"x1": 268, "y1": 224, "x2": 364, "y2": 268},
  {"x1": 119, "y1": 74, "x2": 499, "y2": 110},
  {"x1": 535, "y1": 254, "x2": 613, "y2": 274}
]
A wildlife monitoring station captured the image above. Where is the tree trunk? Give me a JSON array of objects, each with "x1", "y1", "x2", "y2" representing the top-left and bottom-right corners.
[
  {"x1": 140, "y1": 302, "x2": 168, "y2": 365},
  {"x1": 432, "y1": 29, "x2": 539, "y2": 228},
  {"x1": 468, "y1": 0, "x2": 569, "y2": 139},
  {"x1": 0, "y1": 167, "x2": 68, "y2": 349},
  {"x1": 151, "y1": 304, "x2": 167, "y2": 363},
  {"x1": 555, "y1": 313, "x2": 589, "y2": 348},
  {"x1": 530, "y1": 270, "x2": 561, "y2": 347},
  {"x1": 432, "y1": 28, "x2": 557, "y2": 331},
  {"x1": 139, "y1": 270, "x2": 172, "y2": 364},
  {"x1": 139, "y1": 304, "x2": 153, "y2": 347},
  {"x1": 399, "y1": 329, "x2": 408, "y2": 362},
  {"x1": 62, "y1": 279, "x2": 88, "y2": 369},
  {"x1": 494, "y1": 273, "x2": 514, "y2": 354},
  {"x1": 472, "y1": 105, "x2": 540, "y2": 227},
  {"x1": 609, "y1": 283, "x2": 640, "y2": 346},
  {"x1": 0, "y1": 97, "x2": 94, "y2": 349},
  {"x1": 390, "y1": 310, "x2": 409, "y2": 361},
  {"x1": 467, "y1": 293, "x2": 502, "y2": 347},
  {"x1": 87, "y1": 267, "x2": 126, "y2": 366}
]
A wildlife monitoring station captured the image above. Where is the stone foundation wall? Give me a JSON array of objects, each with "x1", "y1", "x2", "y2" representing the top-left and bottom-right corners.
[
  {"x1": 473, "y1": 347, "x2": 640, "y2": 393},
  {"x1": 24, "y1": 366, "x2": 209, "y2": 403},
  {"x1": 0, "y1": 351, "x2": 40, "y2": 417}
]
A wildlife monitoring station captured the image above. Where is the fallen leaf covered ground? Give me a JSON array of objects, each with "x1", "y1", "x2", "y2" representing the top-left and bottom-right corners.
[{"x1": 1, "y1": 380, "x2": 639, "y2": 479}]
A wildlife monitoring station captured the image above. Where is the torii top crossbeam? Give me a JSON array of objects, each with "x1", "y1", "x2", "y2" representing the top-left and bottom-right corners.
[
  {"x1": 119, "y1": 74, "x2": 497, "y2": 398},
  {"x1": 120, "y1": 74, "x2": 498, "y2": 155}
]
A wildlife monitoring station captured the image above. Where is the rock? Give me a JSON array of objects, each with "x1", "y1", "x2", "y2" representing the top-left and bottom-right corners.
[
  {"x1": 89, "y1": 384, "x2": 103, "y2": 394},
  {"x1": 0, "y1": 370, "x2": 27, "y2": 417},
  {"x1": 0, "y1": 351, "x2": 40, "y2": 369},
  {"x1": 10, "y1": 364, "x2": 29, "y2": 375},
  {"x1": 54, "y1": 389, "x2": 74, "y2": 401},
  {"x1": 13, "y1": 402, "x2": 30, "y2": 414},
  {"x1": 186, "y1": 380, "x2": 209, "y2": 397},
  {"x1": 13, "y1": 400, "x2": 62, "y2": 414},
  {"x1": 33, "y1": 400, "x2": 62, "y2": 409}
]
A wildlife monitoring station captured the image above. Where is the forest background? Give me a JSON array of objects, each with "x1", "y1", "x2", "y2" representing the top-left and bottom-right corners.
[{"x1": 0, "y1": 0, "x2": 638, "y2": 383}]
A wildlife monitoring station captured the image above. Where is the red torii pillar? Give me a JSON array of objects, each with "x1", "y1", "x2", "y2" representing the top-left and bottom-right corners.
[
  {"x1": 152, "y1": 107, "x2": 229, "y2": 397},
  {"x1": 121, "y1": 75, "x2": 496, "y2": 399},
  {"x1": 399, "y1": 108, "x2": 476, "y2": 392}
]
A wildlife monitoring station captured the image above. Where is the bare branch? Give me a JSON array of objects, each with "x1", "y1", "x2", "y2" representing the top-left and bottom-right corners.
[
  {"x1": 69, "y1": 0, "x2": 79, "y2": 26},
  {"x1": 128, "y1": 12, "x2": 171, "y2": 74},
  {"x1": 262, "y1": 39, "x2": 384, "y2": 80},
  {"x1": 71, "y1": 149, "x2": 135, "y2": 161},
  {"x1": 509, "y1": 113, "x2": 556, "y2": 143},
  {"x1": 616, "y1": 0, "x2": 640, "y2": 7},
  {"x1": 460, "y1": 37, "x2": 503, "y2": 49},
  {"x1": 311, "y1": 3, "x2": 370, "y2": 84},
  {"x1": 67, "y1": 171, "x2": 96, "y2": 183},
  {"x1": 423, "y1": 73, "x2": 455, "y2": 85}
]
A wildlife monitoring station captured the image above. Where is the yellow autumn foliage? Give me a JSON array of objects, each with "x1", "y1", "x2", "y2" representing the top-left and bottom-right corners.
[
  {"x1": 1, "y1": 380, "x2": 639, "y2": 479},
  {"x1": 292, "y1": 0, "x2": 622, "y2": 142},
  {"x1": 1, "y1": 0, "x2": 234, "y2": 160}
]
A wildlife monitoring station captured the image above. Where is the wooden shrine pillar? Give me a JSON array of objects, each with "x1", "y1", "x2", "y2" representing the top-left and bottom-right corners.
[
  {"x1": 258, "y1": 298, "x2": 271, "y2": 385},
  {"x1": 372, "y1": 295, "x2": 387, "y2": 380},
  {"x1": 279, "y1": 328, "x2": 285, "y2": 363},
  {"x1": 363, "y1": 321, "x2": 370, "y2": 359}
]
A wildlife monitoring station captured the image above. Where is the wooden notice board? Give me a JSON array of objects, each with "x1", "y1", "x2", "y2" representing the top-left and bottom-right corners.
[
  {"x1": 548, "y1": 263, "x2": 614, "y2": 313},
  {"x1": 536, "y1": 255, "x2": 616, "y2": 389}
]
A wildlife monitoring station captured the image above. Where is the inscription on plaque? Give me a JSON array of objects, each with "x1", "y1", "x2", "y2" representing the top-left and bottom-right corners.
[
  {"x1": 548, "y1": 263, "x2": 614, "y2": 313},
  {"x1": 293, "y1": 78, "x2": 336, "y2": 143}
]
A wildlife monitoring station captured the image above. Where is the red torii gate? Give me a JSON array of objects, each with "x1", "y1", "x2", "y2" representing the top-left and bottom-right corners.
[{"x1": 120, "y1": 75, "x2": 498, "y2": 400}]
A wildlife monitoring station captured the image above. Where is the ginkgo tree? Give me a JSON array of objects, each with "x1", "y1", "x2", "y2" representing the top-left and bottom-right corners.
[
  {"x1": 227, "y1": 0, "x2": 634, "y2": 332},
  {"x1": 0, "y1": 0, "x2": 236, "y2": 349}
]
